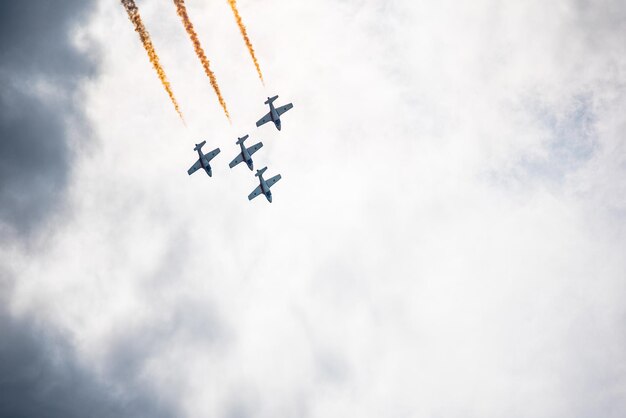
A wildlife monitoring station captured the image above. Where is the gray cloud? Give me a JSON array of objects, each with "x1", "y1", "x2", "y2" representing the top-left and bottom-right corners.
[
  {"x1": 0, "y1": 304, "x2": 177, "y2": 418},
  {"x1": 0, "y1": 0, "x2": 97, "y2": 237},
  {"x1": 0, "y1": 3, "x2": 180, "y2": 417}
]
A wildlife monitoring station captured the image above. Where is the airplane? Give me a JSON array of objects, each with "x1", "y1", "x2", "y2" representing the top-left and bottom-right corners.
[
  {"x1": 248, "y1": 167, "x2": 281, "y2": 203},
  {"x1": 229, "y1": 135, "x2": 263, "y2": 171},
  {"x1": 187, "y1": 141, "x2": 221, "y2": 177},
  {"x1": 256, "y1": 95, "x2": 293, "y2": 131}
]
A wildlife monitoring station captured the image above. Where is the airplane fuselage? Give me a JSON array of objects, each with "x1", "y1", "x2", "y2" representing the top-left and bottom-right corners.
[
  {"x1": 268, "y1": 103, "x2": 281, "y2": 131},
  {"x1": 196, "y1": 149, "x2": 212, "y2": 176},
  {"x1": 258, "y1": 175, "x2": 272, "y2": 202},
  {"x1": 238, "y1": 142, "x2": 254, "y2": 170}
]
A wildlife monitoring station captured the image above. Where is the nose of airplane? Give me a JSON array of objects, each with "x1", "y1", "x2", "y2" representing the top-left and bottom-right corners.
[{"x1": 267, "y1": 193, "x2": 272, "y2": 203}]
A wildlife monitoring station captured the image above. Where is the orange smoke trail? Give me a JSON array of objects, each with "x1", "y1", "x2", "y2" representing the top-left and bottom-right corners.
[
  {"x1": 173, "y1": 0, "x2": 230, "y2": 121},
  {"x1": 227, "y1": 0, "x2": 264, "y2": 84},
  {"x1": 120, "y1": 0, "x2": 184, "y2": 122}
]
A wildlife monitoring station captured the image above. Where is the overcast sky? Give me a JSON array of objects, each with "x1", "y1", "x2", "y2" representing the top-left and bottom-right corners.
[{"x1": 1, "y1": 0, "x2": 626, "y2": 417}]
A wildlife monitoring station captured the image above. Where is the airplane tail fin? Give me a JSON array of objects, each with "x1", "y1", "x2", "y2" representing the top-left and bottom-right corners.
[
  {"x1": 194, "y1": 140, "x2": 206, "y2": 151},
  {"x1": 264, "y1": 95, "x2": 278, "y2": 105},
  {"x1": 235, "y1": 135, "x2": 249, "y2": 145},
  {"x1": 255, "y1": 167, "x2": 268, "y2": 177}
]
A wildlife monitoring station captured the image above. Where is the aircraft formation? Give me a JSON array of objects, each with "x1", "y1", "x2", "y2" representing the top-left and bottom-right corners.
[
  {"x1": 120, "y1": 1, "x2": 292, "y2": 203},
  {"x1": 187, "y1": 95, "x2": 293, "y2": 203}
]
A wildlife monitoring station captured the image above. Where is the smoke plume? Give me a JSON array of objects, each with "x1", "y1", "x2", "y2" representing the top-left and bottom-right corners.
[
  {"x1": 120, "y1": 0, "x2": 185, "y2": 122},
  {"x1": 173, "y1": 0, "x2": 230, "y2": 121},
  {"x1": 227, "y1": 0, "x2": 264, "y2": 84}
]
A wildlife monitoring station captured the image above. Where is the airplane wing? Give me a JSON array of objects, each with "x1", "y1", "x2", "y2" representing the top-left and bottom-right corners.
[
  {"x1": 229, "y1": 153, "x2": 244, "y2": 169},
  {"x1": 248, "y1": 185, "x2": 263, "y2": 200},
  {"x1": 266, "y1": 174, "x2": 282, "y2": 188},
  {"x1": 256, "y1": 112, "x2": 272, "y2": 127},
  {"x1": 204, "y1": 148, "x2": 220, "y2": 163},
  {"x1": 187, "y1": 159, "x2": 202, "y2": 175},
  {"x1": 275, "y1": 103, "x2": 293, "y2": 117},
  {"x1": 247, "y1": 142, "x2": 263, "y2": 156}
]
